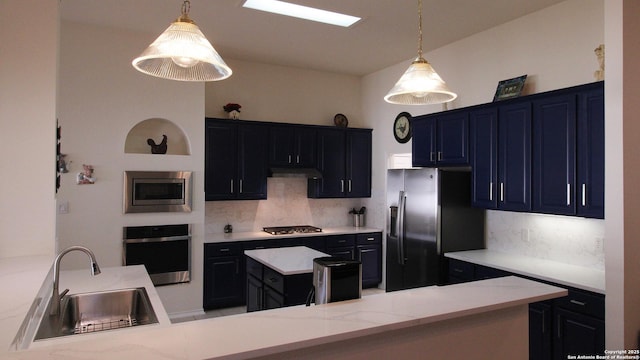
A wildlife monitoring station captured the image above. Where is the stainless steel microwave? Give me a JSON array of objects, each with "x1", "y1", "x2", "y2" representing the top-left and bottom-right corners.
[{"x1": 124, "y1": 171, "x2": 192, "y2": 213}]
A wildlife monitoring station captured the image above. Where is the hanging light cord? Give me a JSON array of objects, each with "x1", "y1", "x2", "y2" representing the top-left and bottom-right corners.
[
  {"x1": 178, "y1": 0, "x2": 194, "y2": 23},
  {"x1": 417, "y1": 0, "x2": 423, "y2": 59}
]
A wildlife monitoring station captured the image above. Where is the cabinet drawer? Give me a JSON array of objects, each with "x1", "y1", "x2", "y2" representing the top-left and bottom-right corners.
[
  {"x1": 554, "y1": 288, "x2": 605, "y2": 319},
  {"x1": 263, "y1": 266, "x2": 285, "y2": 294},
  {"x1": 246, "y1": 257, "x2": 263, "y2": 280},
  {"x1": 356, "y1": 233, "x2": 381, "y2": 245},
  {"x1": 205, "y1": 242, "x2": 242, "y2": 257},
  {"x1": 325, "y1": 235, "x2": 355, "y2": 248},
  {"x1": 448, "y1": 259, "x2": 475, "y2": 282},
  {"x1": 475, "y1": 265, "x2": 509, "y2": 280}
]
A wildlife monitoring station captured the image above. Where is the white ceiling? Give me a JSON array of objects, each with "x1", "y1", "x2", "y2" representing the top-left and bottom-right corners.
[{"x1": 60, "y1": 0, "x2": 566, "y2": 76}]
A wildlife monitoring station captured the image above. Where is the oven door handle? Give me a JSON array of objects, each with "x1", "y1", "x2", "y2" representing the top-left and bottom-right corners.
[{"x1": 123, "y1": 235, "x2": 191, "y2": 243}]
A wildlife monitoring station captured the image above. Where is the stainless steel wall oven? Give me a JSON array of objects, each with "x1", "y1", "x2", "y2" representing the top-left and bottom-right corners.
[{"x1": 123, "y1": 224, "x2": 191, "y2": 286}]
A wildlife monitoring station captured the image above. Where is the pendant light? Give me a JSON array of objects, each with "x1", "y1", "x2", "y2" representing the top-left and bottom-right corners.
[
  {"x1": 132, "y1": 0, "x2": 232, "y2": 82},
  {"x1": 384, "y1": 0, "x2": 456, "y2": 105}
]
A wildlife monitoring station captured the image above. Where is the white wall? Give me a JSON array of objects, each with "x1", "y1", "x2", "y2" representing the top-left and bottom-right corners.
[
  {"x1": 362, "y1": 0, "x2": 605, "y2": 269},
  {"x1": 205, "y1": 59, "x2": 362, "y2": 126},
  {"x1": 0, "y1": 0, "x2": 58, "y2": 259},
  {"x1": 57, "y1": 21, "x2": 205, "y2": 316},
  {"x1": 604, "y1": 0, "x2": 640, "y2": 349}
]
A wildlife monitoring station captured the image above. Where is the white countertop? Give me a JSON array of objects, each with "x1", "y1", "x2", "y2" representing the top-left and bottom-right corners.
[
  {"x1": 0, "y1": 255, "x2": 170, "y2": 353},
  {"x1": 244, "y1": 246, "x2": 329, "y2": 275},
  {"x1": 445, "y1": 249, "x2": 605, "y2": 294},
  {"x1": 3, "y1": 275, "x2": 566, "y2": 359},
  {"x1": 206, "y1": 226, "x2": 381, "y2": 243}
]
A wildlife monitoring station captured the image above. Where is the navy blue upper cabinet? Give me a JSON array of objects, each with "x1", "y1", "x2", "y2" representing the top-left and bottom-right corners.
[
  {"x1": 412, "y1": 112, "x2": 469, "y2": 167},
  {"x1": 470, "y1": 103, "x2": 531, "y2": 212},
  {"x1": 532, "y1": 94, "x2": 577, "y2": 215},
  {"x1": 577, "y1": 87, "x2": 605, "y2": 218},
  {"x1": 532, "y1": 83, "x2": 605, "y2": 218},
  {"x1": 309, "y1": 128, "x2": 372, "y2": 198},
  {"x1": 470, "y1": 108, "x2": 498, "y2": 208},
  {"x1": 205, "y1": 119, "x2": 268, "y2": 201},
  {"x1": 269, "y1": 125, "x2": 316, "y2": 168},
  {"x1": 468, "y1": 82, "x2": 603, "y2": 218},
  {"x1": 498, "y1": 102, "x2": 532, "y2": 211}
]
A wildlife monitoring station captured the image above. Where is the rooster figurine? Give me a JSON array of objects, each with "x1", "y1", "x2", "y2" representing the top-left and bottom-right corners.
[{"x1": 147, "y1": 134, "x2": 168, "y2": 154}]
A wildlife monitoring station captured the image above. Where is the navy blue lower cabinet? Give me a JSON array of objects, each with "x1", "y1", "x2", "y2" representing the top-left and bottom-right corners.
[
  {"x1": 445, "y1": 259, "x2": 605, "y2": 359},
  {"x1": 529, "y1": 301, "x2": 553, "y2": 360},
  {"x1": 554, "y1": 308, "x2": 605, "y2": 359}
]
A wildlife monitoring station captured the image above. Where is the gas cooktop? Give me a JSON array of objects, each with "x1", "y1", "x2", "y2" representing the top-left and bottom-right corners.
[{"x1": 263, "y1": 225, "x2": 322, "y2": 235}]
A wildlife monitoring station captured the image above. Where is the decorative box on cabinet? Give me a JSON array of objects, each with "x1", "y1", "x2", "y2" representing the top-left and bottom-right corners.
[
  {"x1": 412, "y1": 111, "x2": 469, "y2": 167},
  {"x1": 205, "y1": 119, "x2": 268, "y2": 201},
  {"x1": 308, "y1": 128, "x2": 372, "y2": 198}
]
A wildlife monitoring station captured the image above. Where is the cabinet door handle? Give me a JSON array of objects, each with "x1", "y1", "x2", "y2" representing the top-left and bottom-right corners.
[
  {"x1": 582, "y1": 183, "x2": 587, "y2": 206},
  {"x1": 566, "y1": 183, "x2": 571, "y2": 206},
  {"x1": 348, "y1": 180, "x2": 352, "y2": 193},
  {"x1": 489, "y1": 182, "x2": 493, "y2": 201},
  {"x1": 366, "y1": 237, "x2": 375, "y2": 242},
  {"x1": 230, "y1": 179, "x2": 234, "y2": 194},
  {"x1": 437, "y1": 151, "x2": 442, "y2": 161},
  {"x1": 219, "y1": 248, "x2": 230, "y2": 252},
  {"x1": 430, "y1": 152, "x2": 435, "y2": 162},
  {"x1": 288, "y1": 155, "x2": 292, "y2": 164},
  {"x1": 240, "y1": 179, "x2": 243, "y2": 194},
  {"x1": 500, "y1": 183, "x2": 504, "y2": 202},
  {"x1": 569, "y1": 299, "x2": 587, "y2": 307},
  {"x1": 341, "y1": 180, "x2": 345, "y2": 193}
]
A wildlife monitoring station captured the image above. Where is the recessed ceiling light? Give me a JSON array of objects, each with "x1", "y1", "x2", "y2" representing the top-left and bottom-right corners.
[{"x1": 242, "y1": 0, "x2": 361, "y2": 28}]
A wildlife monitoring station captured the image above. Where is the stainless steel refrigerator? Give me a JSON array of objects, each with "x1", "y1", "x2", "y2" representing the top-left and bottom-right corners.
[{"x1": 386, "y1": 168, "x2": 485, "y2": 292}]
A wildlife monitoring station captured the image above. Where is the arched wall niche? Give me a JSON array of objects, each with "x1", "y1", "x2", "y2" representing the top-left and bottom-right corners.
[{"x1": 125, "y1": 118, "x2": 191, "y2": 155}]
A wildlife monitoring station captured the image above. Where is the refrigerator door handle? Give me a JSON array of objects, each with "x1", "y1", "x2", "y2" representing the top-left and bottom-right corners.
[{"x1": 397, "y1": 191, "x2": 406, "y2": 265}]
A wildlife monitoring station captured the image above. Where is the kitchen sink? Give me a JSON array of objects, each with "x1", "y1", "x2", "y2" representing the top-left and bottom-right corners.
[{"x1": 34, "y1": 287, "x2": 158, "y2": 341}]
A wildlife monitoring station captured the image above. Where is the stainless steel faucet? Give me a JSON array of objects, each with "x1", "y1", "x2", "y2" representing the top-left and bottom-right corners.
[{"x1": 50, "y1": 246, "x2": 101, "y2": 316}]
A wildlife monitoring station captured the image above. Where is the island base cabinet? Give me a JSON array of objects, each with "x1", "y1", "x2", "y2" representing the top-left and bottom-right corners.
[
  {"x1": 529, "y1": 302, "x2": 552, "y2": 360},
  {"x1": 246, "y1": 257, "x2": 313, "y2": 312}
]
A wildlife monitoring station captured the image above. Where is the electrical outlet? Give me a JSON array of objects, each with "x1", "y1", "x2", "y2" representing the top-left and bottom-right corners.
[
  {"x1": 58, "y1": 201, "x2": 69, "y2": 214},
  {"x1": 595, "y1": 237, "x2": 604, "y2": 252}
]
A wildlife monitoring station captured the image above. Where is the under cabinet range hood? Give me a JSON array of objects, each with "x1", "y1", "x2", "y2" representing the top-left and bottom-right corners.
[{"x1": 269, "y1": 167, "x2": 322, "y2": 179}]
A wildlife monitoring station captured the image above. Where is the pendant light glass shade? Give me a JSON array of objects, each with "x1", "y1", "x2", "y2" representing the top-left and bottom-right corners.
[
  {"x1": 132, "y1": 1, "x2": 232, "y2": 82},
  {"x1": 384, "y1": 56, "x2": 457, "y2": 105},
  {"x1": 384, "y1": 0, "x2": 456, "y2": 105}
]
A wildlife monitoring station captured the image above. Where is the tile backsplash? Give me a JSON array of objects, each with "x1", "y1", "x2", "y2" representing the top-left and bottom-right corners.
[
  {"x1": 205, "y1": 177, "x2": 365, "y2": 234},
  {"x1": 486, "y1": 210, "x2": 605, "y2": 270}
]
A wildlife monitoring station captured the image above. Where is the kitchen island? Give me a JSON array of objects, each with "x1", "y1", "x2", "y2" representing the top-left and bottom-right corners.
[
  {"x1": 244, "y1": 246, "x2": 328, "y2": 311},
  {"x1": 2, "y1": 254, "x2": 567, "y2": 360}
]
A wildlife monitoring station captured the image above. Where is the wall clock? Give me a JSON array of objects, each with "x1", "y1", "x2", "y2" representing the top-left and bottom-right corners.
[{"x1": 393, "y1": 112, "x2": 412, "y2": 143}]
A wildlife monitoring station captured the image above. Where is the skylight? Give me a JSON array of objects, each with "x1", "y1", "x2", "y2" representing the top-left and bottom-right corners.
[{"x1": 242, "y1": 0, "x2": 361, "y2": 28}]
